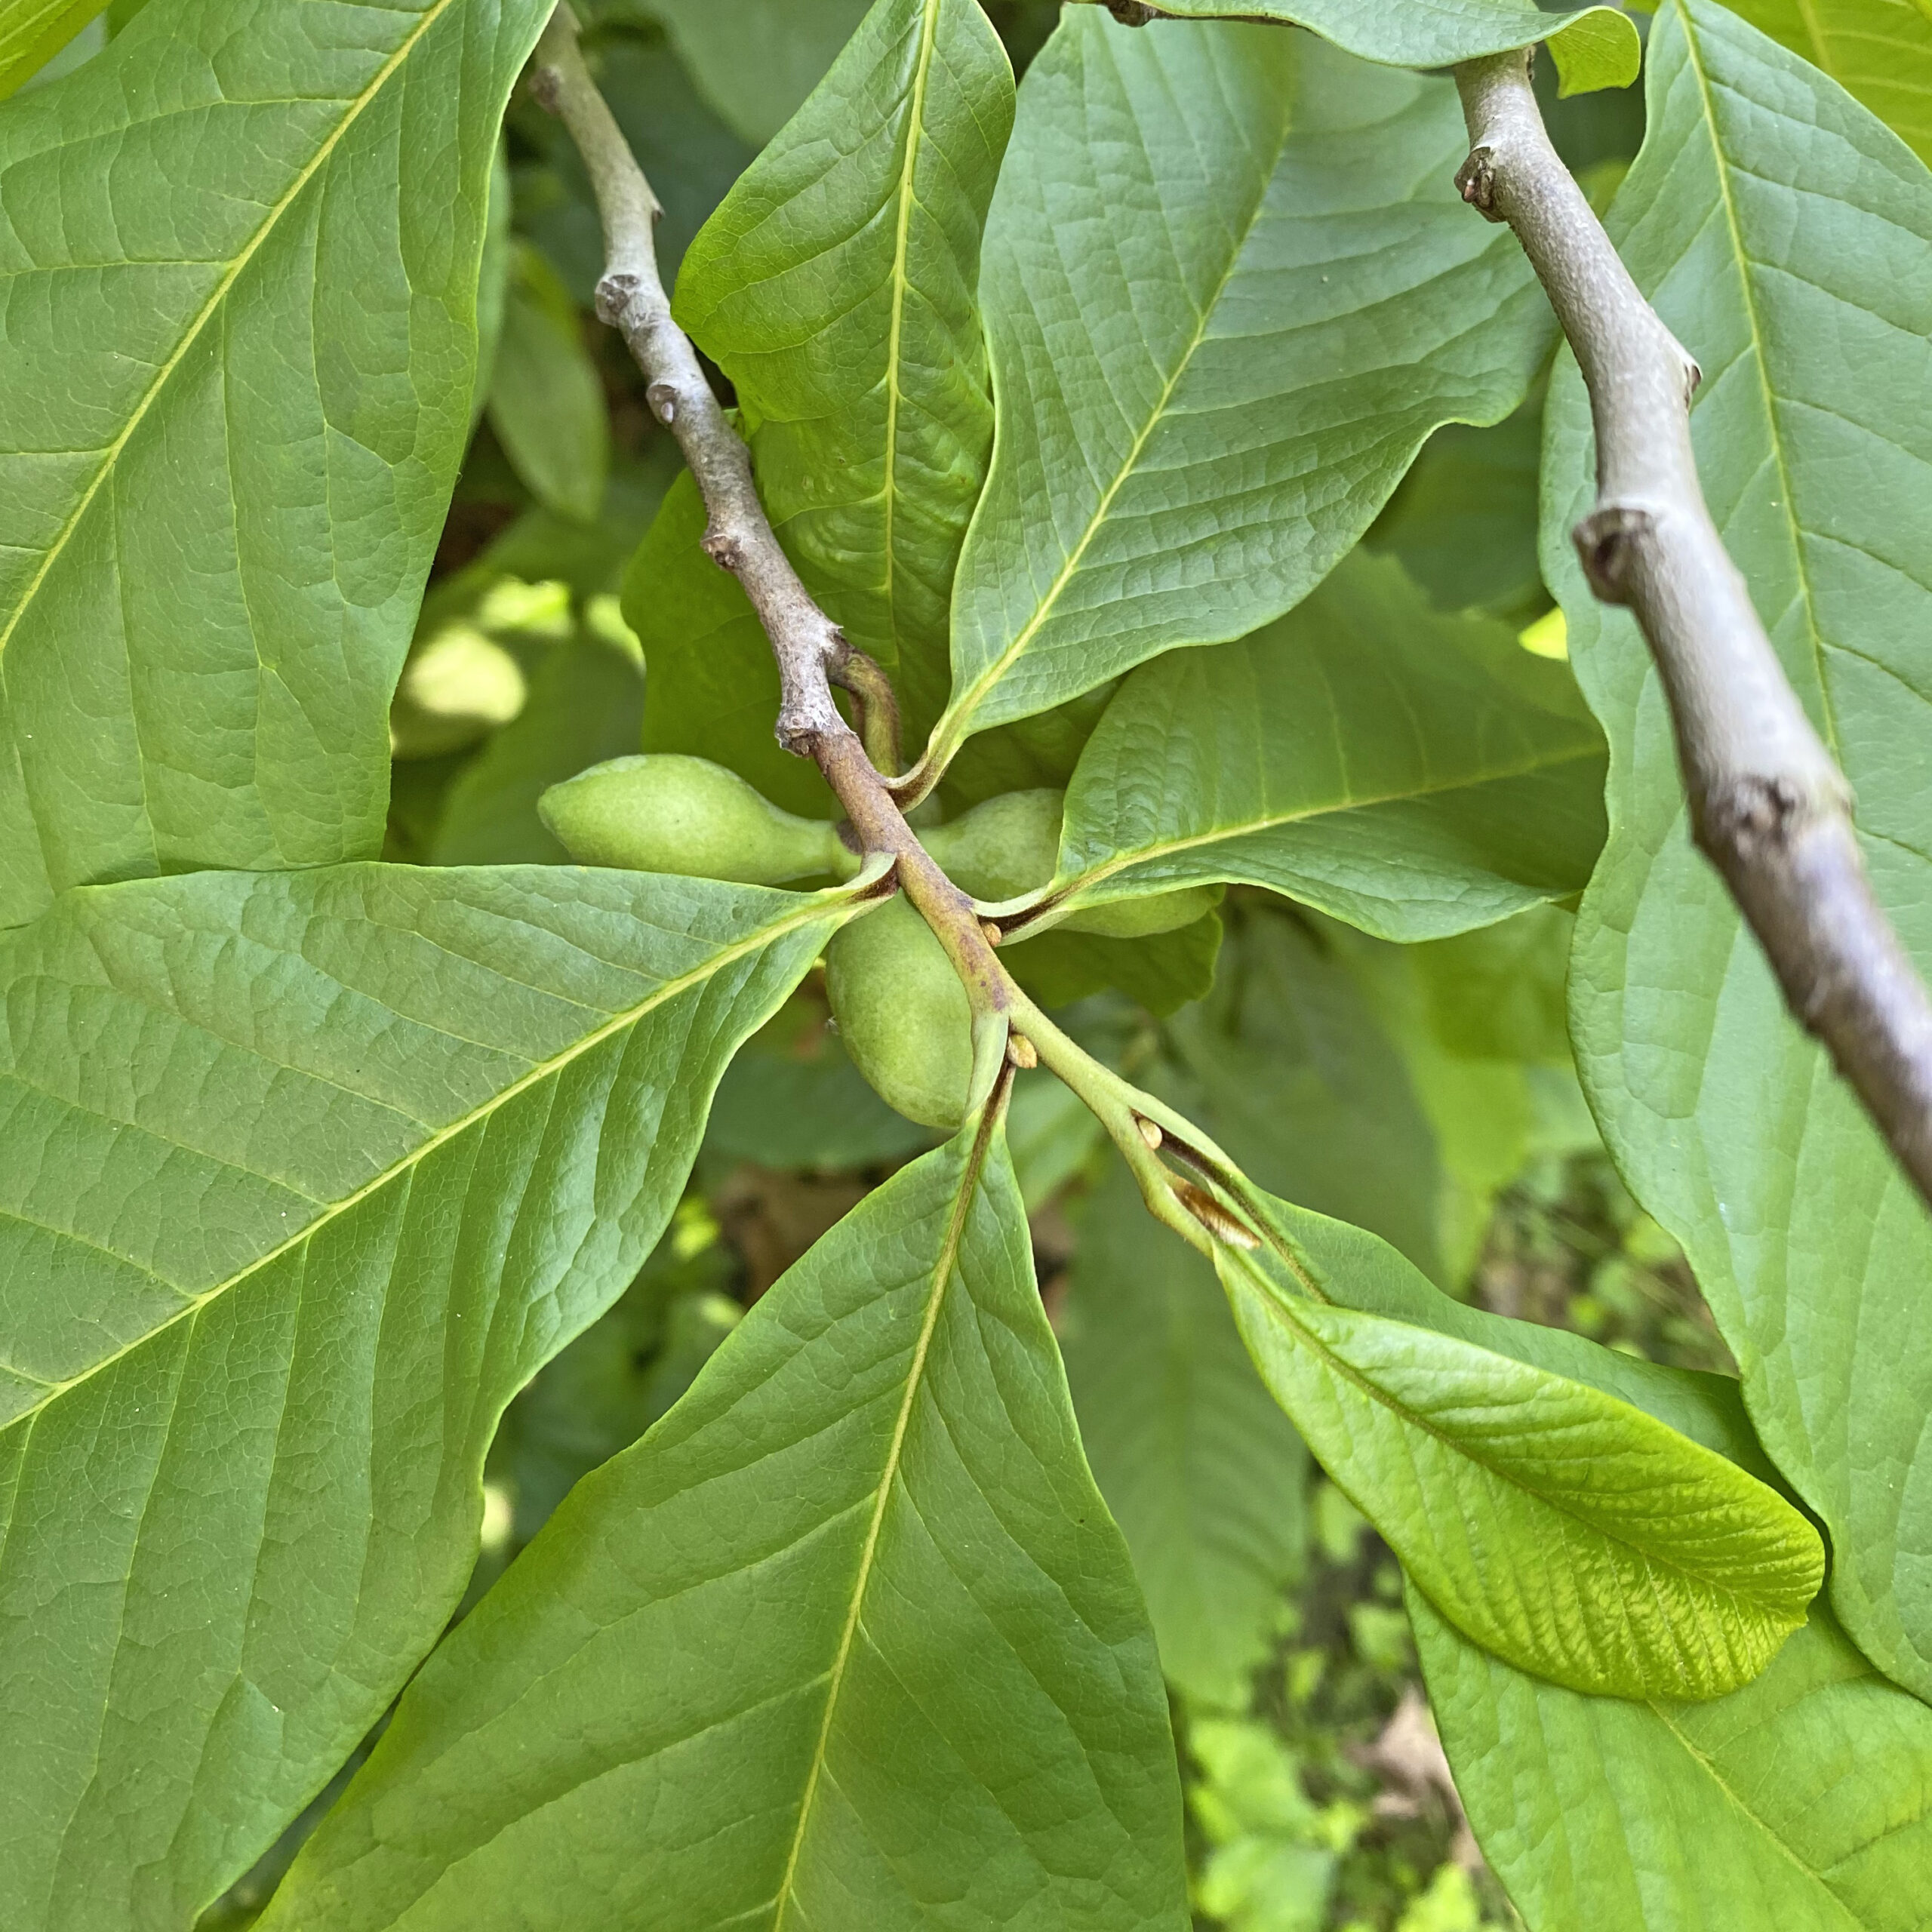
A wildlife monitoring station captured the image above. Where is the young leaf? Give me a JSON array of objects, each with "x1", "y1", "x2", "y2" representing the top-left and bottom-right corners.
[
  {"x1": 1414, "y1": 1590, "x2": 1932, "y2": 1930},
  {"x1": 1061, "y1": 1158, "x2": 1310, "y2": 1710},
  {"x1": 0, "y1": 864, "x2": 849, "y2": 1932},
  {"x1": 1072, "y1": 1, "x2": 1641, "y2": 94},
  {"x1": 1552, "y1": 0, "x2": 1932, "y2": 1696},
  {"x1": 485, "y1": 242, "x2": 611, "y2": 525},
  {"x1": 925, "y1": 11, "x2": 1553, "y2": 772},
  {"x1": 642, "y1": 0, "x2": 872, "y2": 144},
  {"x1": 259, "y1": 1121, "x2": 1188, "y2": 1932},
  {"x1": 675, "y1": 0, "x2": 1015, "y2": 740},
  {"x1": 0, "y1": 0, "x2": 549, "y2": 929},
  {"x1": 1217, "y1": 1189, "x2": 1825, "y2": 1700},
  {"x1": 1726, "y1": 0, "x2": 1932, "y2": 162},
  {"x1": 629, "y1": 473, "x2": 841, "y2": 818},
  {"x1": 1051, "y1": 554, "x2": 1606, "y2": 942}
]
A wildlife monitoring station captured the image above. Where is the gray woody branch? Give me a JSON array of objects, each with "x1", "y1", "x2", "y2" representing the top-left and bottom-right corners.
[
  {"x1": 1454, "y1": 50, "x2": 1932, "y2": 1213},
  {"x1": 527, "y1": 5, "x2": 1010, "y2": 1021}
]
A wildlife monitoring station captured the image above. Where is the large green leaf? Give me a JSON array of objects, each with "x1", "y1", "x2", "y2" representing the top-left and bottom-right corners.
[
  {"x1": 1217, "y1": 1189, "x2": 1823, "y2": 1698},
  {"x1": 0, "y1": 864, "x2": 849, "y2": 1930},
  {"x1": 260, "y1": 1119, "x2": 1188, "y2": 1932},
  {"x1": 1554, "y1": 0, "x2": 1932, "y2": 1694},
  {"x1": 1069, "y1": 1, "x2": 1641, "y2": 93},
  {"x1": 1048, "y1": 554, "x2": 1606, "y2": 942},
  {"x1": 641, "y1": 0, "x2": 872, "y2": 143},
  {"x1": 0, "y1": 0, "x2": 546, "y2": 930},
  {"x1": 1060, "y1": 1158, "x2": 1309, "y2": 1709},
  {"x1": 1415, "y1": 1590, "x2": 1932, "y2": 1930},
  {"x1": 924, "y1": 9, "x2": 1553, "y2": 771},
  {"x1": 1728, "y1": 0, "x2": 1932, "y2": 162},
  {"x1": 675, "y1": 0, "x2": 1014, "y2": 741}
]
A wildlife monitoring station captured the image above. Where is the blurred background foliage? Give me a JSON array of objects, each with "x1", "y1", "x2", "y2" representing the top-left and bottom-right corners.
[{"x1": 18, "y1": 1, "x2": 1657, "y2": 1924}]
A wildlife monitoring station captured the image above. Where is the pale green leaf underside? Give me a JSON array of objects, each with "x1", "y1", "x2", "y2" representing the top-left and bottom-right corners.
[
  {"x1": 1060, "y1": 1157, "x2": 1309, "y2": 1709},
  {"x1": 1220, "y1": 1190, "x2": 1823, "y2": 1700},
  {"x1": 1048, "y1": 553, "x2": 1606, "y2": 943},
  {"x1": 1727, "y1": 0, "x2": 1932, "y2": 163},
  {"x1": 263, "y1": 1123, "x2": 1187, "y2": 1932},
  {"x1": 1071, "y1": 0, "x2": 1641, "y2": 93},
  {"x1": 928, "y1": 10, "x2": 1552, "y2": 771},
  {"x1": 0, "y1": 0, "x2": 546, "y2": 929},
  {"x1": 1416, "y1": 1591, "x2": 1932, "y2": 1930},
  {"x1": 1555, "y1": 0, "x2": 1932, "y2": 1695},
  {"x1": 675, "y1": 0, "x2": 1014, "y2": 740},
  {"x1": 0, "y1": 864, "x2": 847, "y2": 1932}
]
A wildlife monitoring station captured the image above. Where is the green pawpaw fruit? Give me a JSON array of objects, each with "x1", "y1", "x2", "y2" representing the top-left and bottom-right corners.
[
  {"x1": 538, "y1": 754, "x2": 860, "y2": 884},
  {"x1": 825, "y1": 894, "x2": 974, "y2": 1130},
  {"x1": 1057, "y1": 883, "x2": 1224, "y2": 938},
  {"x1": 922, "y1": 788, "x2": 1063, "y2": 903}
]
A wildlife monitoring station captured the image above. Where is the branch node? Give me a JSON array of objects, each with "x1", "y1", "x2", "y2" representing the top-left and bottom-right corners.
[
  {"x1": 528, "y1": 63, "x2": 562, "y2": 113},
  {"x1": 980, "y1": 919, "x2": 1003, "y2": 948},
  {"x1": 1572, "y1": 503, "x2": 1653, "y2": 606},
  {"x1": 1107, "y1": 1, "x2": 1161, "y2": 22},
  {"x1": 701, "y1": 528, "x2": 745, "y2": 573},
  {"x1": 1136, "y1": 1115, "x2": 1164, "y2": 1152},
  {"x1": 1007, "y1": 1034, "x2": 1038, "y2": 1070},
  {"x1": 1454, "y1": 146, "x2": 1506, "y2": 223},
  {"x1": 594, "y1": 270, "x2": 643, "y2": 331},
  {"x1": 645, "y1": 380, "x2": 677, "y2": 426}
]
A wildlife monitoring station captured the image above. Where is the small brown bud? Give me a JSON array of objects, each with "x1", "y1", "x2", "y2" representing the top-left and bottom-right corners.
[
  {"x1": 1008, "y1": 1034, "x2": 1038, "y2": 1070},
  {"x1": 1136, "y1": 1115, "x2": 1164, "y2": 1151},
  {"x1": 1174, "y1": 1181, "x2": 1259, "y2": 1249}
]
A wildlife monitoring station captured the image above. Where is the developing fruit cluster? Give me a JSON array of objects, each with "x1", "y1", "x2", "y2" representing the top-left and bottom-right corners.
[{"x1": 539, "y1": 755, "x2": 1211, "y2": 1125}]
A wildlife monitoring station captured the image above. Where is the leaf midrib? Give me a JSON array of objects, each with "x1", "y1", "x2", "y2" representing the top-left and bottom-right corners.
[
  {"x1": 1054, "y1": 737, "x2": 1601, "y2": 906},
  {"x1": 770, "y1": 1107, "x2": 999, "y2": 1931},
  {"x1": 1236, "y1": 1262, "x2": 1806, "y2": 1632},
  {"x1": 1, "y1": 891, "x2": 842, "y2": 1435},
  {"x1": 928, "y1": 41, "x2": 1296, "y2": 764},
  {"x1": 1675, "y1": 0, "x2": 1843, "y2": 761},
  {"x1": 878, "y1": 0, "x2": 943, "y2": 649},
  {"x1": 0, "y1": 0, "x2": 459, "y2": 662}
]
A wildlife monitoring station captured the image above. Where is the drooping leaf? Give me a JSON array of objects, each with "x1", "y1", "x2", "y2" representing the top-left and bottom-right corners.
[
  {"x1": 675, "y1": 0, "x2": 1015, "y2": 741},
  {"x1": 1060, "y1": 1158, "x2": 1309, "y2": 1709},
  {"x1": 641, "y1": 0, "x2": 873, "y2": 143},
  {"x1": 0, "y1": 0, "x2": 549, "y2": 929},
  {"x1": 0, "y1": 0, "x2": 106, "y2": 96},
  {"x1": 629, "y1": 472, "x2": 841, "y2": 817},
  {"x1": 260, "y1": 1119, "x2": 1189, "y2": 1932},
  {"x1": 924, "y1": 10, "x2": 1554, "y2": 771},
  {"x1": 1158, "y1": 901, "x2": 1445, "y2": 1281},
  {"x1": 0, "y1": 864, "x2": 850, "y2": 1931},
  {"x1": 1051, "y1": 554, "x2": 1605, "y2": 942},
  {"x1": 1216, "y1": 1188, "x2": 1824, "y2": 1699},
  {"x1": 1727, "y1": 0, "x2": 1932, "y2": 162},
  {"x1": 485, "y1": 242, "x2": 611, "y2": 525},
  {"x1": 1073, "y1": 0, "x2": 1641, "y2": 94},
  {"x1": 1553, "y1": 0, "x2": 1932, "y2": 1694},
  {"x1": 1414, "y1": 1589, "x2": 1932, "y2": 1930}
]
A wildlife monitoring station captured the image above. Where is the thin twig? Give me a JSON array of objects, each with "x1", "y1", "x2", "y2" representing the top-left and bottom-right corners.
[
  {"x1": 528, "y1": 5, "x2": 1004, "y2": 1012},
  {"x1": 1455, "y1": 49, "x2": 1932, "y2": 1215}
]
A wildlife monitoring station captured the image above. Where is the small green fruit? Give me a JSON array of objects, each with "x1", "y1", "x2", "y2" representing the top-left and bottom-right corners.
[
  {"x1": 825, "y1": 895, "x2": 974, "y2": 1129},
  {"x1": 538, "y1": 754, "x2": 859, "y2": 884},
  {"x1": 922, "y1": 789, "x2": 1063, "y2": 903},
  {"x1": 1058, "y1": 884, "x2": 1223, "y2": 938}
]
